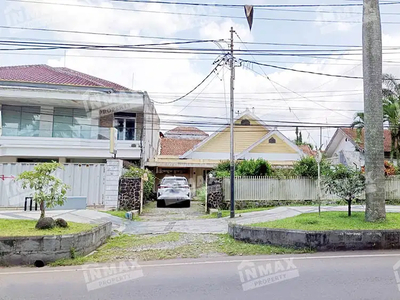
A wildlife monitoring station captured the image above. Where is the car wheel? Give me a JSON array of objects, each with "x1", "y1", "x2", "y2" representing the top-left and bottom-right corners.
[
  {"x1": 157, "y1": 200, "x2": 166, "y2": 208},
  {"x1": 182, "y1": 200, "x2": 190, "y2": 208}
]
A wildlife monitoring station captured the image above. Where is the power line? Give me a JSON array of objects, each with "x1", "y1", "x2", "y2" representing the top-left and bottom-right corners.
[
  {"x1": 241, "y1": 59, "x2": 364, "y2": 79},
  {"x1": 111, "y1": 0, "x2": 400, "y2": 8},
  {"x1": 152, "y1": 62, "x2": 224, "y2": 104}
]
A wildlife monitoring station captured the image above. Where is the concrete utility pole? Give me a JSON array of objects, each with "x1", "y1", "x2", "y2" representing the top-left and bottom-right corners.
[
  {"x1": 229, "y1": 27, "x2": 235, "y2": 218},
  {"x1": 363, "y1": 0, "x2": 386, "y2": 221}
]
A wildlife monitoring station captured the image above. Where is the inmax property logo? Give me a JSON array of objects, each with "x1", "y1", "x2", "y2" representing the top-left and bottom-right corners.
[
  {"x1": 82, "y1": 259, "x2": 144, "y2": 292},
  {"x1": 238, "y1": 259, "x2": 299, "y2": 291}
]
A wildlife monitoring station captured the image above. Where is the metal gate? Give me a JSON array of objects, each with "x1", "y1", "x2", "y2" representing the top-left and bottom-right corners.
[{"x1": 0, "y1": 163, "x2": 106, "y2": 208}]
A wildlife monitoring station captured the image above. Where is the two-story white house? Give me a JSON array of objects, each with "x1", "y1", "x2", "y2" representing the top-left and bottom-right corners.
[{"x1": 0, "y1": 64, "x2": 160, "y2": 164}]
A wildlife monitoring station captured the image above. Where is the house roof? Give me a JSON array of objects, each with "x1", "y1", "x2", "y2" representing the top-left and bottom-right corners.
[
  {"x1": 160, "y1": 138, "x2": 203, "y2": 156},
  {"x1": 181, "y1": 109, "x2": 273, "y2": 158},
  {"x1": 0, "y1": 64, "x2": 130, "y2": 91},
  {"x1": 340, "y1": 128, "x2": 391, "y2": 152},
  {"x1": 298, "y1": 144, "x2": 317, "y2": 157},
  {"x1": 165, "y1": 126, "x2": 209, "y2": 138}
]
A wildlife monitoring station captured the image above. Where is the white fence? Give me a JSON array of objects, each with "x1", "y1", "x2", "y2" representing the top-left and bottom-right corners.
[
  {"x1": 0, "y1": 163, "x2": 106, "y2": 207},
  {"x1": 223, "y1": 176, "x2": 400, "y2": 201}
]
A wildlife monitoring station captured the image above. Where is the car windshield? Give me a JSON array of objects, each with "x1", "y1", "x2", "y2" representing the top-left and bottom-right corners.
[{"x1": 162, "y1": 178, "x2": 187, "y2": 186}]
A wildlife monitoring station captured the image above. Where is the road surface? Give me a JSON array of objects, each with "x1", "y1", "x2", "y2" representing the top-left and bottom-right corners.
[{"x1": 2, "y1": 251, "x2": 400, "y2": 299}]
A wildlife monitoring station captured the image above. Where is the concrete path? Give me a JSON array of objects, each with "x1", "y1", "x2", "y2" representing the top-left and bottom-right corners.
[
  {"x1": 2, "y1": 205, "x2": 400, "y2": 235},
  {"x1": 124, "y1": 205, "x2": 400, "y2": 235},
  {"x1": 2, "y1": 251, "x2": 400, "y2": 299}
]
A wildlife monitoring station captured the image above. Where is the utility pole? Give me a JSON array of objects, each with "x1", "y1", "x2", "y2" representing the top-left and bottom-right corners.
[
  {"x1": 363, "y1": 0, "x2": 386, "y2": 221},
  {"x1": 229, "y1": 27, "x2": 235, "y2": 218}
]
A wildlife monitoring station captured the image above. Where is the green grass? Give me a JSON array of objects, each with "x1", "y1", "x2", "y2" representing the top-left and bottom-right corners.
[
  {"x1": 101, "y1": 210, "x2": 141, "y2": 221},
  {"x1": 201, "y1": 207, "x2": 275, "y2": 219},
  {"x1": 50, "y1": 232, "x2": 311, "y2": 266},
  {"x1": 251, "y1": 211, "x2": 400, "y2": 230},
  {"x1": 0, "y1": 219, "x2": 95, "y2": 237}
]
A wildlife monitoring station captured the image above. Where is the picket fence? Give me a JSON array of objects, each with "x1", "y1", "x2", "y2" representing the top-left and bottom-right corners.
[
  {"x1": 222, "y1": 176, "x2": 400, "y2": 201},
  {"x1": 0, "y1": 163, "x2": 106, "y2": 207}
]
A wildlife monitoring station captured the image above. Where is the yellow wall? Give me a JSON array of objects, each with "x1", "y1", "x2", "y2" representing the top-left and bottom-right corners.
[
  {"x1": 195, "y1": 115, "x2": 268, "y2": 153},
  {"x1": 250, "y1": 134, "x2": 297, "y2": 154}
]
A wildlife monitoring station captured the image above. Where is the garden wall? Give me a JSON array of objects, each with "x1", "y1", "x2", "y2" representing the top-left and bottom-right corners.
[
  {"x1": 229, "y1": 224, "x2": 400, "y2": 251},
  {"x1": 118, "y1": 177, "x2": 142, "y2": 211},
  {"x1": 0, "y1": 222, "x2": 112, "y2": 266}
]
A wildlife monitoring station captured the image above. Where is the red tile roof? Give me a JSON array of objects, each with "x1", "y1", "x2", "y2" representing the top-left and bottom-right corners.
[
  {"x1": 340, "y1": 128, "x2": 392, "y2": 152},
  {"x1": 0, "y1": 64, "x2": 130, "y2": 91},
  {"x1": 165, "y1": 126, "x2": 208, "y2": 137},
  {"x1": 299, "y1": 144, "x2": 317, "y2": 157},
  {"x1": 160, "y1": 138, "x2": 203, "y2": 156}
]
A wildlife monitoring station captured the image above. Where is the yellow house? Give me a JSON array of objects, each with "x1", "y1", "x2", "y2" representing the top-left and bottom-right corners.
[{"x1": 146, "y1": 110, "x2": 309, "y2": 194}]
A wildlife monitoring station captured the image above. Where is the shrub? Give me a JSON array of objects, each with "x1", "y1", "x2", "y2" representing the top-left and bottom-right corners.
[
  {"x1": 272, "y1": 168, "x2": 297, "y2": 179},
  {"x1": 214, "y1": 159, "x2": 272, "y2": 177},
  {"x1": 236, "y1": 159, "x2": 272, "y2": 177},
  {"x1": 196, "y1": 186, "x2": 206, "y2": 202},
  {"x1": 123, "y1": 167, "x2": 155, "y2": 202},
  {"x1": 293, "y1": 156, "x2": 330, "y2": 179}
]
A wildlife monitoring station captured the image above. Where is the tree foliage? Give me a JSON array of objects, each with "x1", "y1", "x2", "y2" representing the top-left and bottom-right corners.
[
  {"x1": 123, "y1": 166, "x2": 155, "y2": 201},
  {"x1": 17, "y1": 162, "x2": 69, "y2": 220},
  {"x1": 323, "y1": 165, "x2": 365, "y2": 216},
  {"x1": 214, "y1": 159, "x2": 273, "y2": 177},
  {"x1": 293, "y1": 156, "x2": 330, "y2": 179}
]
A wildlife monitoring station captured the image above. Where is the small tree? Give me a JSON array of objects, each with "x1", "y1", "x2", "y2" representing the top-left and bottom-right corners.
[
  {"x1": 17, "y1": 162, "x2": 69, "y2": 220},
  {"x1": 236, "y1": 159, "x2": 272, "y2": 177},
  {"x1": 323, "y1": 165, "x2": 365, "y2": 216}
]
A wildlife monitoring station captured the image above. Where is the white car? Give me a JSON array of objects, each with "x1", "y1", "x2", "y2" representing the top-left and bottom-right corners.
[{"x1": 157, "y1": 176, "x2": 191, "y2": 207}]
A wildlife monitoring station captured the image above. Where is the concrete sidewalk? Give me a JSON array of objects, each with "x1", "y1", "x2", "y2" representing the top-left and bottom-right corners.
[
  {"x1": 123, "y1": 205, "x2": 400, "y2": 235},
  {"x1": 2, "y1": 205, "x2": 400, "y2": 235}
]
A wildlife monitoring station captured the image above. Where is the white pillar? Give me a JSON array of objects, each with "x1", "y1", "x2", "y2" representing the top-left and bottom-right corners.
[{"x1": 104, "y1": 159, "x2": 123, "y2": 209}]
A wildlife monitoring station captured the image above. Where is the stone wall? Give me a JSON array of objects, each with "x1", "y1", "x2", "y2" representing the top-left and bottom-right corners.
[
  {"x1": 0, "y1": 222, "x2": 112, "y2": 266},
  {"x1": 118, "y1": 177, "x2": 142, "y2": 211},
  {"x1": 229, "y1": 224, "x2": 400, "y2": 251},
  {"x1": 207, "y1": 178, "x2": 224, "y2": 210}
]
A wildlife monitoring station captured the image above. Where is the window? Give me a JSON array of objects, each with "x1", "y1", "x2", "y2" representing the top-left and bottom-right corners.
[
  {"x1": 2, "y1": 105, "x2": 40, "y2": 137},
  {"x1": 269, "y1": 137, "x2": 276, "y2": 144},
  {"x1": 114, "y1": 114, "x2": 136, "y2": 141},
  {"x1": 53, "y1": 108, "x2": 92, "y2": 139},
  {"x1": 241, "y1": 119, "x2": 250, "y2": 126}
]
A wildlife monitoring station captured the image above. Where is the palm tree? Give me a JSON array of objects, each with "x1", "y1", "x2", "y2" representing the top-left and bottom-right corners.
[
  {"x1": 351, "y1": 74, "x2": 400, "y2": 164},
  {"x1": 363, "y1": 0, "x2": 385, "y2": 222}
]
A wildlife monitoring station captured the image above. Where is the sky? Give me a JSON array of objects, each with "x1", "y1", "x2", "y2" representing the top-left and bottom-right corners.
[{"x1": 1, "y1": 0, "x2": 400, "y2": 149}]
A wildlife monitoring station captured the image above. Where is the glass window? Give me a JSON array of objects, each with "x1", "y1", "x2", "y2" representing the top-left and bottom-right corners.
[
  {"x1": 113, "y1": 117, "x2": 136, "y2": 141},
  {"x1": 53, "y1": 108, "x2": 93, "y2": 139},
  {"x1": 2, "y1": 105, "x2": 40, "y2": 137}
]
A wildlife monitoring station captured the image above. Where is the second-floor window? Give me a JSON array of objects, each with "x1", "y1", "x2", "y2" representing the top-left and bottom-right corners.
[
  {"x1": 114, "y1": 113, "x2": 136, "y2": 141},
  {"x1": 53, "y1": 108, "x2": 92, "y2": 139},
  {"x1": 2, "y1": 105, "x2": 40, "y2": 137}
]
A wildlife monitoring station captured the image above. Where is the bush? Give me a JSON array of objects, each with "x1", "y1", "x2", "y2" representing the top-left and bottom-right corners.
[
  {"x1": 196, "y1": 186, "x2": 206, "y2": 202},
  {"x1": 236, "y1": 159, "x2": 272, "y2": 177},
  {"x1": 293, "y1": 156, "x2": 330, "y2": 179},
  {"x1": 123, "y1": 167, "x2": 155, "y2": 202},
  {"x1": 213, "y1": 159, "x2": 272, "y2": 177},
  {"x1": 272, "y1": 168, "x2": 297, "y2": 179}
]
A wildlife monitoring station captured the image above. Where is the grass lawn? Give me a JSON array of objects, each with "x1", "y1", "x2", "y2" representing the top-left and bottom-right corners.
[
  {"x1": 0, "y1": 219, "x2": 95, "y2": 237},
  {"x1": 51, "y1": 233, "x2": 311, "y2": 266},
  {"x1": 101, "y1": 210, "x2": 141, "y2": 221},
  {"x1": 201, "y1": 207, "x2": 275, "y2": 219},
  {"x1": 251, "y1": 211, "x2": 400, "y2": 230}
]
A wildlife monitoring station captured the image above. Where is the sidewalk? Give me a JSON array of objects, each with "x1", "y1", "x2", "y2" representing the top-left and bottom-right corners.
[{"x1": 2, "y1": 205, "x2": 400, "y2": 235}]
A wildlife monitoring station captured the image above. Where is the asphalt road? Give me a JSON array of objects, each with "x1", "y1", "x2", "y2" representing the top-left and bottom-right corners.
[{"x1": 2, "y1": 251, "x2": 400, "y2": 300}]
